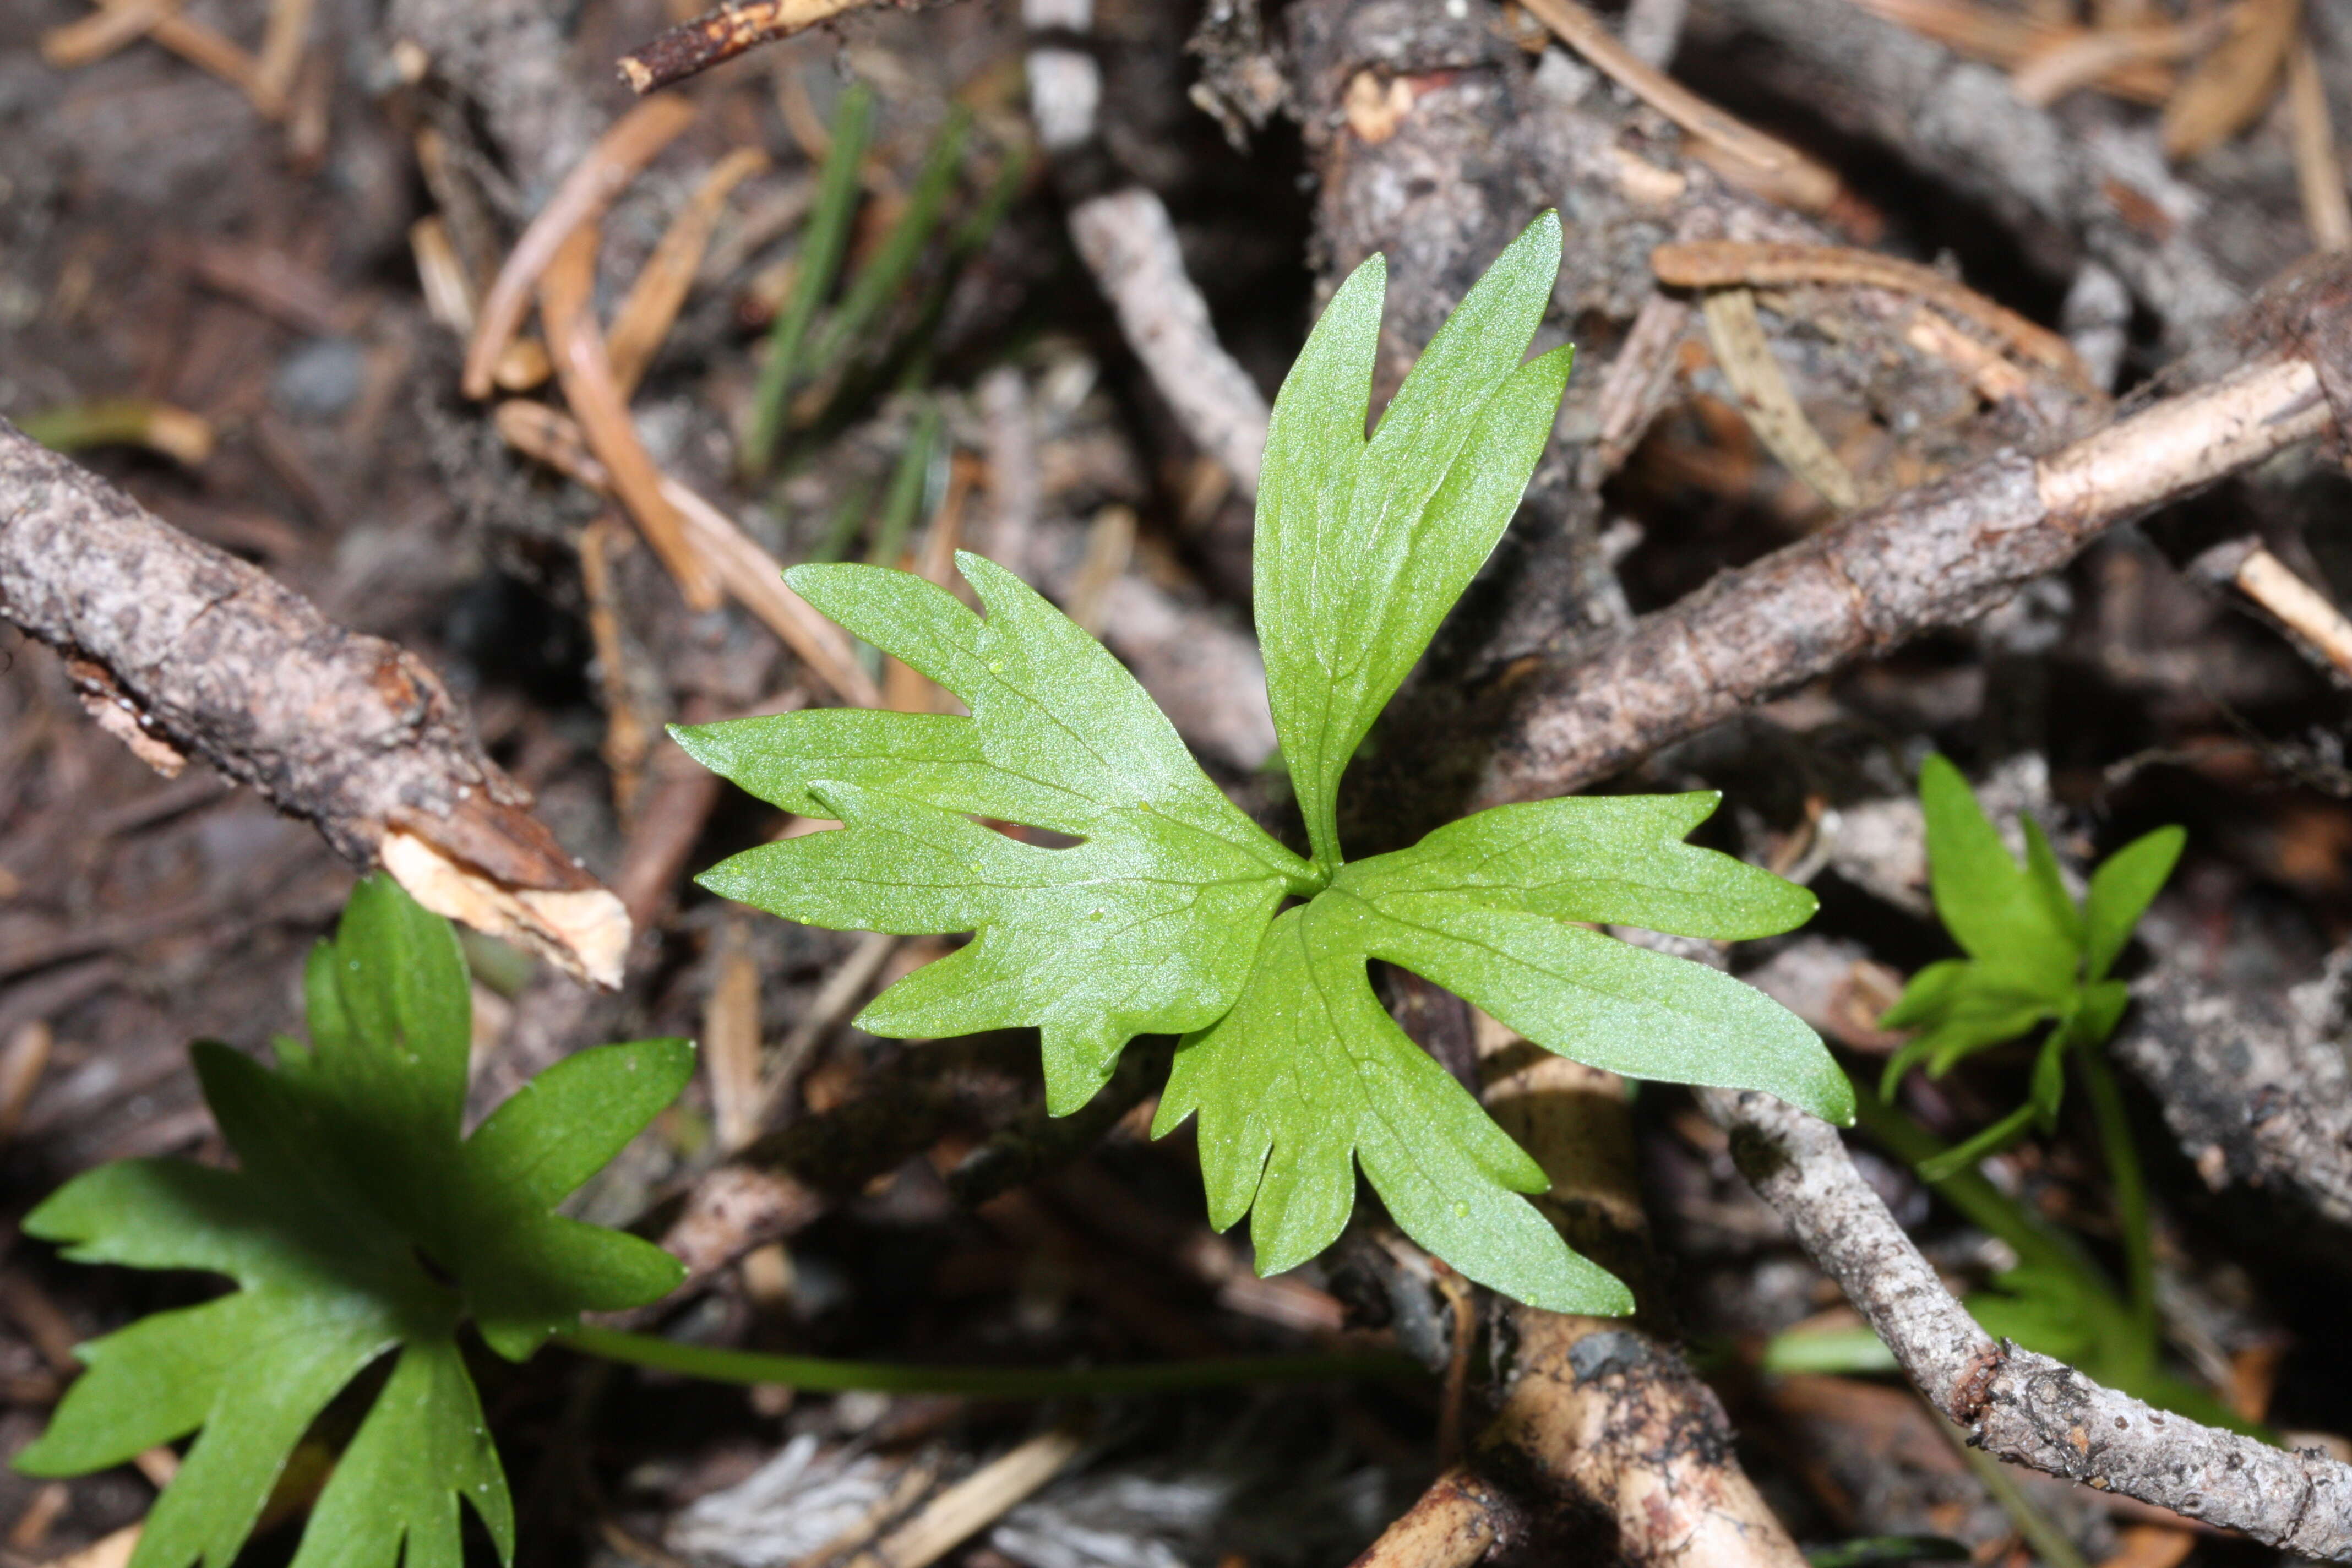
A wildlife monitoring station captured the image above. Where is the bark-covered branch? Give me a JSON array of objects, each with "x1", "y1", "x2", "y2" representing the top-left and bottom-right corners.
[
  {"x1": 0, "y1": 422, "x2": 629, "y2": 987},
  {"x1": 1700, "y1": 1086, "x2": 2352, "y2": 1557},
  {"x1": 1475, "y1": 338, "x2": 2339, "y2": 808}
]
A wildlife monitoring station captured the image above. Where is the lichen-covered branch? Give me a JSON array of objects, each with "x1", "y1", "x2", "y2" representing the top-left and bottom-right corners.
[
  {"x1": 1701, "y1": 1086, "x2": 2352, "y2": 1557},
  {"x1": 0, "y1": 422, "x2": 629, "y2": 987}
]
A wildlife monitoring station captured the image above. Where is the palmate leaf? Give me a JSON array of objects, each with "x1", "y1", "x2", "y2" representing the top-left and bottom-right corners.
[
  {"x1": 679, "y1": 553, "x2": 1317, "y2": 1114},
  {"x1": 15, "y1": 878, "x2": 692, "y2": 1568},
  {"x1": 682, "y1": 211, "x2": 1843, "y2": 1310},
  {"x1": 1160, "y1": 794, "x2": 1843, "y2": 1311}
]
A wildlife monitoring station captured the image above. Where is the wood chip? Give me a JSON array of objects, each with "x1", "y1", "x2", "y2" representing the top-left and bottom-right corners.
[
  {"x1": 0, "y1": 1021, "x2": 52, "y2": 1145},
  {"x1": 705, "y1": 919, "x2": 765, "y2": 1151},
  {"x1": 43, "y1": 1525, "x2": 140, "y2": 1568}
]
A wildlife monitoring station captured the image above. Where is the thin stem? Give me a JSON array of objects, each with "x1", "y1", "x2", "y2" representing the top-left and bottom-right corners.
[
  {"x1": 560, "y1": 1325, "x2": 1425, "y2": 1396},
  {"x1": 1851, "y1": 1090, "x2": 2091, "y2": 1282},
  {"x1": 2073, "y1": 1038, "x2": 2157, "y2": 1340}
]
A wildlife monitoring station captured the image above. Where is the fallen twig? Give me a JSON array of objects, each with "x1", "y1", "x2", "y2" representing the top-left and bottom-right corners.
[
  {"x1": 1360, "y1": 1007, "x2": 1807, "y2": 1568},
  {"x1": 0, "y1": 422, "x2": 629, "y2": 987},
  {"x1": 1839, "y1": 0, "x2": 2176, "y2": 101},
  {"x1": 618, "y1": 0, "x2": 885, "y2": 94},
  {"x1": 608, "y1": 146, "x2": 771, "y2": 396},
  {"x1": 1477, "y1": 326, "x2": 2340, "y2": 806},
  {"x1": 1652, "y1": 239, "x2": 2091, "y2": 384},
  {"x1": 1023, "y1": 0, "x2": 1272, "y2": 497},
  {"x1": 1699, "y1": 1085, "x2": 2352, "y2": 1556},
  {"x1": 2160, "y1": 0, "x2": 2297, "y2": 162},
  {"x1": 838, "y1": 1422, "x2": 1085, "y2": 1568},
  {"x1": 2191, "y1": 537, "x2": 2352, "y2": 680},
  {"x1": 1696, "y1": 285, "x2": 1863, "y2": 509},
  {"x1": 1517, "y1": 0, "x2": 1842, "y2": 212},
  {"x1": 2288, "y1": 42, "x2": 2352, "y2": 254},
  {"x1": 1701, "y1": 0, "x2": 2250, "y2": 350},
  {"x1": 44, "y1": 0, "x2": 264, "y2": 101},
  {"x1": 1063, "y1": 197, "x2": 1271, "y2": 496},
  {"x1": 540, "y1": 227, "x2": 726, "y2": 609}
]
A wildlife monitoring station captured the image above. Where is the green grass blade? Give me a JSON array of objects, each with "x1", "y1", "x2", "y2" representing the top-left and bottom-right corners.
[
  {"x1": 741, "y1": 81, "x2": 875, "y2": 481},
  {"x1": 808, "y1": 107, "x2": 972, "y2": 378}
]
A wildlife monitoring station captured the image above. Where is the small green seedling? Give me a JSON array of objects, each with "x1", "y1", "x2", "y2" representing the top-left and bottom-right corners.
[
  {"x1": 1839, "y1": 756, "x2": 2247, "y2": 1431},
  {"x1": 16, "y1": 878, "x2": 692, "y2": 1568},
  {"x1": 679, "y1": 213, "x2": 1850, "y2": 1313},
  {"x1": 1878, "y1": 754, "x2": 2184, "y2": 1180}
]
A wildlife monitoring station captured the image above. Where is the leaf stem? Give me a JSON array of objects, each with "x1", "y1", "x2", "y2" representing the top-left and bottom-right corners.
[
  {"x1": 2072, "y1": 1039, "x2": 2157, "y2": 1340},
  {"x1": 559, "y1": 1326, "x2": 1425, "y2": 1396}
]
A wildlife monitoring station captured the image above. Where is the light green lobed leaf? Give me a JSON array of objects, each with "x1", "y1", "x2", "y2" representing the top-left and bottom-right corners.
[
  {"x1": 2083, "y1": 826, "x2": 2185, "y2": 983},
  {"x1": 15, "y1": 878, "x2": 689, "y2": 1568},
  {"x1": 1880, "y1": 757, "x2": 2186, "y2": 1182},
  {"x1": 1256, "y1": 213, "x2": 1572, "y2": 875},
  {"x1": 1915, "y1": 755, "x2": 2080, "y2": 999},
  {"x1": 1153, "y1": 903, "x2": 1630, "y2": 1314},
  {"x1": 687, "y1": 214, "x2": 1847, "y2": 1311},
  {"x1": 1156, "y1": 793, "x2": 1841, "y2": 1306},
  {"x1": 684, "y1": 555, "x2": 1314, "y2": 1113}
]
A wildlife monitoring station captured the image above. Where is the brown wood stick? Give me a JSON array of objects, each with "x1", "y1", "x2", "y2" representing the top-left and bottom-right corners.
[
  {"x1": 1653, "y1": 239, "x2": 2091, "y2": 383},
  {"x1": 0, "y1": 421, "x2": 629, "y2": 987},
  {"x1": 251, "y1": 0, "x2": 316, "y2": 116},
  {"x1": 45, "y1": 0, "x2": 264, "y2": 97},
  {"x1": 1841, "y1": 0, "x2": 2176, "y2": 102},
  {"x1": 41, "y1": 0, "x2": 178, "y2": 68},
  {"x1": 2162, "y1": 0, "x2": 2300, "y2": 162},
  {"x1": 2288, "y1": 41, "x2": 2352, "y2": 254},
  {"x1": 537, "y1": 227, "x2": 726, "y2": 610},
  {"x1": 607, "y1": 146, "x2": 770, "y2": 397},
  {"x1": 461, "y1": 94, "x2": 699, "y2": 400},
  {"x1": 1702, "y1": 1084, "x2": 2352, "y2": 1557},
  {"x1": 1471, "y1": 315, "x2": 2339, "y2": 810},
  {"x1": 618, "y1": 0, "x2": 878, "y2": 94}
]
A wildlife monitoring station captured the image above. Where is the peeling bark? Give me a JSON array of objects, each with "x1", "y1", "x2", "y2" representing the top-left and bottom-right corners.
[{"x1": 0, "y1": 422, "x2": 628, "y2": 986}]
